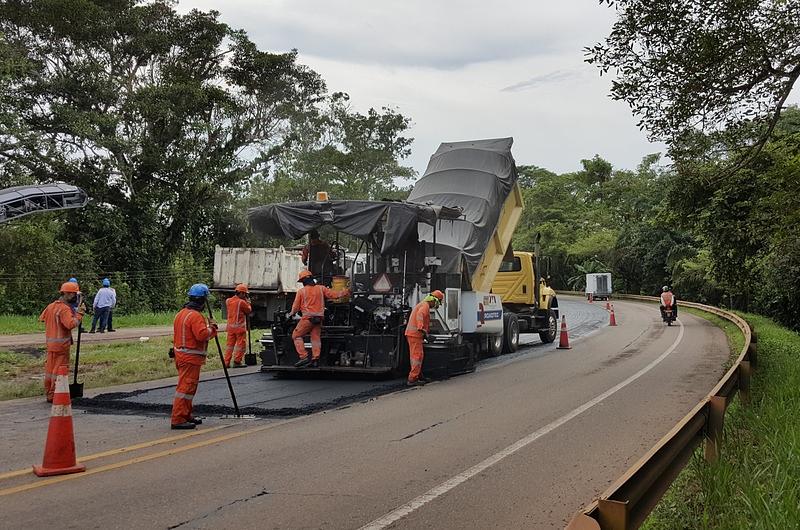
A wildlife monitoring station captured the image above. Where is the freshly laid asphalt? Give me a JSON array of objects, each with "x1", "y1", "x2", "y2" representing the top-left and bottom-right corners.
[{"x1": 74, "y1": 298, "x2": 609, "y2": 417}]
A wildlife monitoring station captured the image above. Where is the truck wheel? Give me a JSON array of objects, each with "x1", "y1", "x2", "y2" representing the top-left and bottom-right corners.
[
  {"x1": 539, "y1": 310, "x2": 558, "y2": 344},
  {"x1": 488, "y1": 333, "x2": 503, "y2": 357},
  {"x1": 502, "y1": 313, "x2": 519, "y2": 353}
]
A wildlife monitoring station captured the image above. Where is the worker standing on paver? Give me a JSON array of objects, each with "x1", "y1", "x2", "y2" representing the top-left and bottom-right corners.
[
  {"x1": 39, "y1": 282, "x2": 85, "y2": 402},
  {"x1": 288, "y1": 270, "x2": 349, "y2": 368},
  {"x1": 171, "y1": 284, "x2": 217, "y2": 430},
  {"x1": 404, "y1": 290, "x2": 444, "y2": 386},
  {"x1": 224, "y1": 283, "x2": 252, "y2": 368}
]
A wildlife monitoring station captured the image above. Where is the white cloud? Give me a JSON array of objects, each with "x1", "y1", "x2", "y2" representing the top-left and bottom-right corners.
[{"x1": 180, "y1": 0, "x2": 666, "y2": 174}]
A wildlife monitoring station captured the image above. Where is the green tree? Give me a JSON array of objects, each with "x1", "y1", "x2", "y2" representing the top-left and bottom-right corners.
[
  {"x1": 588, "y1": 0, "x2": 800, "y2": 170},
  {"x1": 0, "y1": 0, "x2": 325, "y2": 308}
]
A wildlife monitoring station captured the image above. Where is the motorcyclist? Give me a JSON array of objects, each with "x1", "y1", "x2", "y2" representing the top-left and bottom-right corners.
[{"x1": 659, "y1": 286, "x2": 677, "y2": 320}]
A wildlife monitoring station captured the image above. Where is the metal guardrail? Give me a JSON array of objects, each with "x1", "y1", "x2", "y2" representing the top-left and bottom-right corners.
[{"x1": 566, "y1": 294, "x2": 755, "y2": 530}]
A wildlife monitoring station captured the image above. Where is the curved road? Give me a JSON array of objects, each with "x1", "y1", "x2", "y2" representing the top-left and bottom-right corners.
[{"x1": 0, "y1": 297, "x2": 730, "y2": 529}]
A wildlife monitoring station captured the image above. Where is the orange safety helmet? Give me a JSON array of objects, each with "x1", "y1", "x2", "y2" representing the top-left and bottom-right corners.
[
  {"x1": 60, "y1": 282, "x2": 80, "y2": 293},
  {"x1": 431, "y1": 290, "x2": 444, "y2": 301},
  {"x1": 235, "y1": 283, "x2": 249, "y2": 293},
  {"x1": 297, "y1": 270, "x2": 314, "y2": 282}
]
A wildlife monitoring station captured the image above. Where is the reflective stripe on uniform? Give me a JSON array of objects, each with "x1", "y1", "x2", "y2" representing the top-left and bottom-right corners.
[
  {"x1": 303, "y1": 311, "x2": 324, "y2": 317},
  {"x1": 44, "y1": 373, "x2": 54, "y2": 381},
  {"x1": 46, "y1": 337, "x2": 71, "y2": 343},
  {"x1": 175, "y1": 392, "x2": 194, "y2": 401},
  {"x1": 410, "y1": 359, "x2": 423, "y2": 367},
  {"x1": 175, "y1": 348, "x2": 207, "y2": 356}
]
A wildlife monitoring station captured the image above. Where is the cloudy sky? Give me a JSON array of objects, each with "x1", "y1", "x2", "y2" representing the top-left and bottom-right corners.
[{"x1": 181, "y1": 1, "x2": 665, "y2": 175}]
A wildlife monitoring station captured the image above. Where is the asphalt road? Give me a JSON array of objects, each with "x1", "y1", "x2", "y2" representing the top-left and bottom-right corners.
[{"x1": 0, "y1": 297, "x2": 730, "y2": 529}]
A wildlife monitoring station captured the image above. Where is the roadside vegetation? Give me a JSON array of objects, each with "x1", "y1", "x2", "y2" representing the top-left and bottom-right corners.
[
  {"x1": 644, "y1": 314, "x2": 800, "y2": 529},
  {"x1": 0, "y1": 312, "x2": 176, "y2": 335},
  {"x1": 0, "y1": 332, "x2": 261, "y2": 401}
]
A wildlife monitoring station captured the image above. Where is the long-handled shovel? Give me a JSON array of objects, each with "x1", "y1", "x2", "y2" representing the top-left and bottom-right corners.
[
  {"x1": 69, "y1": 323, "x2": 84, "y2": 399},
  {"x1": 244, "y1": 314, "x2": 257, "y2": 366},
  {"x1": 205, "y1": 300, "x2": 252, "y2": 419}
]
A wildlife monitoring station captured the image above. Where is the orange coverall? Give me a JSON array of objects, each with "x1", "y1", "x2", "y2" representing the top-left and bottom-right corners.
[
  {"x1": 291, "y1": 284, "x2": 346, "y2": 361},
  {"x1": 404, "y1": 301, "x2": 431, "y2": 383},
  {"x1": 171, "y1": 307, "x2": 217, "y2": 425},
  {"x1": 39, "y1": 300, "x2": 83, "y2": 401},
  {"x1": 224, "y1": 296, "x2": 252, "y2": 366}
]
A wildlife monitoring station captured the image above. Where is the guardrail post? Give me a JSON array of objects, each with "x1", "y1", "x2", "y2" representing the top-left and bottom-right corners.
[
  {"x1": 597, "y1": 499, "x2": 629, "y2": 530},
  {"x1": 738, "y1": 361, "x2": 751, "y2": 405},
  {"x1": 746, "y1": 342, "x2": 757, "y2": 369},
  {"x1": 704, "y1": 396, "x2": 726, "y2": 464}
]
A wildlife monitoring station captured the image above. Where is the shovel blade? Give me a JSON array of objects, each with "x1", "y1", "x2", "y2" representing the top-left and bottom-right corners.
[{"x1": 69, "y1": 383, "x2": 84, "y2": 399}]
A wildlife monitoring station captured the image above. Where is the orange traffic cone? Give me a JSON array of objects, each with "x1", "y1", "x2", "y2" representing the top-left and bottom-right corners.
[
  {"x1": 609, "y1": 305, "x2": 617, "y2": 326},
  {"x1": 556, "y1": 315, "x2": 572, "y2": 349},
  {"x1": 33, "y1": 365, "x2": 86, "y2": 477}
]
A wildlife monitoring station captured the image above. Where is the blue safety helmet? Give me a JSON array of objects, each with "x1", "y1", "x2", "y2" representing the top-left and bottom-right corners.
[
  {"x1": 102, "y1": 278, "x2": 111, "y2": 287},
  {"x1": 188, "y1": 283, "x2": 210, "y2": 297},
  {"x1": 68, "y1": 277, "x2": 78, "y2": 283}
]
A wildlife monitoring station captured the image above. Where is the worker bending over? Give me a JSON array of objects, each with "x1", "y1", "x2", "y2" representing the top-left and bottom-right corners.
[
  {"x1": 404, "y1": 290, "x2": 444, "y2": 387},
  {"x1": 288, "y1": 270, "x2": 349, "y2": 368},
  {"x1": 225, "y1": 283, "x2": 252, "y2": 368},
  {"x1": 171, "y1": 284, "x2": 218, "y2": 430},
  {"x1": 39, "y1": 282, "x2": 86, "y2": 402}
]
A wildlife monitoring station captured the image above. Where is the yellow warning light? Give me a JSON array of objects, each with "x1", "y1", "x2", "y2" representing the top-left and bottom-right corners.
[{"x1": 316, "y1": 191, "x2": 329, "y2": 201}]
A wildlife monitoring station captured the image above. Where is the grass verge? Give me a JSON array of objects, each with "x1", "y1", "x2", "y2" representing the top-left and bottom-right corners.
[
  {"x1": 0, "y1": 332, "x2": 259, "y2": 401},
  {"x1": 0, "y1": 311, "x2": 175, "y2": 335},
  {"x1": 643, "y1": 312, "x2": 800, "y2": 529}
]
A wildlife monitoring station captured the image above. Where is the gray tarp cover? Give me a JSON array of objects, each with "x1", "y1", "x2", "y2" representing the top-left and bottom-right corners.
[
  {"x1": 408, "y1": 138, "x2": 518, "y2": 283},
  {"x1": 247, "y1": 200, "x2": 461, "y2": 254}
]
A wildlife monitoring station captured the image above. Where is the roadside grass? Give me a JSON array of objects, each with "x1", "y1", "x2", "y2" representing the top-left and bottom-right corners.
[
  {"x1": 0, "y1": 311, "x2": 175, "y2": 335},
  {"x1": 0, "y1": 331, "x2": 261, "y2": 401},
  {"x1": 643, "y1": 312, "x2": 800, "y2": 529}
]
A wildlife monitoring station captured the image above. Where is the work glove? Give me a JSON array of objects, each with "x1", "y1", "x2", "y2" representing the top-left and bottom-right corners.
[
  {"x1": 208, "y1": 318, "x2": 218, "y2": 328},
  {"x1": 425, "y1": 334, "x2": 435, "y2": 344}
]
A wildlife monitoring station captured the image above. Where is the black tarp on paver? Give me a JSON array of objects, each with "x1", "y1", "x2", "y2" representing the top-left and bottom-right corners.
[
  {"x1": 248, "y1": 200, "x2": 462, "y2": 255},
  {"x1": 408, "y1": 138, "x2": 519, "y2": 284}
]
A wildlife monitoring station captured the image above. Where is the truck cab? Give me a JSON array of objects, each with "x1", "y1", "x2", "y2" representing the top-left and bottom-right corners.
[{"x1": 492, "y1": 251, "x2": 559, "y2": 344}]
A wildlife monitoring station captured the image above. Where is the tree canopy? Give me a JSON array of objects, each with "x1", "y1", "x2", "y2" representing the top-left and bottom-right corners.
[{"x1": 587, "y1": 0, "x2": 800, "y2": 168}]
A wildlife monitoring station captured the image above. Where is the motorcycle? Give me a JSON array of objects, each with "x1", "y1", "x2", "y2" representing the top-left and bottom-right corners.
[{"x1": 662, "y1": 306, "x2": 676, "y2": 326}]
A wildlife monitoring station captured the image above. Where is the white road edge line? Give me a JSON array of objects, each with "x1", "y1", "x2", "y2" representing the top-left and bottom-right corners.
[{"x1": 360, "y1": 319, "x2": 685, "y2": 530}]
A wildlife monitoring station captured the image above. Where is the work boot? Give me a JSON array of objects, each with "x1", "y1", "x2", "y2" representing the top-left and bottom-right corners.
[
  {"x1": 171, "y1": 422, "x2": 196, "y2": 430},
  {"x1": 406, "y1": 379, "x2": 426, "y2": 387},
  {"x1": 188, "y1": 417, "x2": 203, "y2": 425},
  {"x1": 88, "y1": 329, "x2": 95, "y2": 334},
  {"x1": 308, "y1": 359, "x2": 319, "y2": 368},
  {"x1": 294, "y1": 357, "x2": 311, "y2": 368},
  {"x1": 99, "y1": 330, "x2": 105, "y2": 334},
  {"x1": 108, "y1": 329, "x2": 116, "y2": 332}
]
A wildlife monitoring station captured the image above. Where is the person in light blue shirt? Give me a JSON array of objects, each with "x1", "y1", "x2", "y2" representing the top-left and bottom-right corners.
[{"x1": 89, "y1": 278, "x2": 117, "y2": 333}]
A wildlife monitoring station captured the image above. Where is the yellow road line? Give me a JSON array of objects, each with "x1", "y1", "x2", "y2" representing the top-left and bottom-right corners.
[
  {"x1": 0, "y1": 419, "x2": 297, "y2": 497},
  {"x1": 0, "y1": 424, "x2": 234, "y2": 482}
]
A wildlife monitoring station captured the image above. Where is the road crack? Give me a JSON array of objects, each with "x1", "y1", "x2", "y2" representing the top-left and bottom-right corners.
[
  {"x1": 392, "y1": 406, "x2": 482, "y2": 442},
  {"x1": 167, "y1": 489, "x2": 369, "y2": 528}
]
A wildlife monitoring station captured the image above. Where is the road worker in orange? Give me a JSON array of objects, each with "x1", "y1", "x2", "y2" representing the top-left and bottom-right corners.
[
  {"x1": 171, "y1": 283, "x2": 218, "y2": 430},
  {"x1": 288, "y1": 270, "x2": 349, "y2": 368},
  {"x1": 39, "y1": 282, "x2": 86, "y2": 402},
  {"x1": 404, "y1": 290, "x2": 444, "y2": 386},
  {"x1": 224, "y1": 283, "x2": 252, "y2": 368}
]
